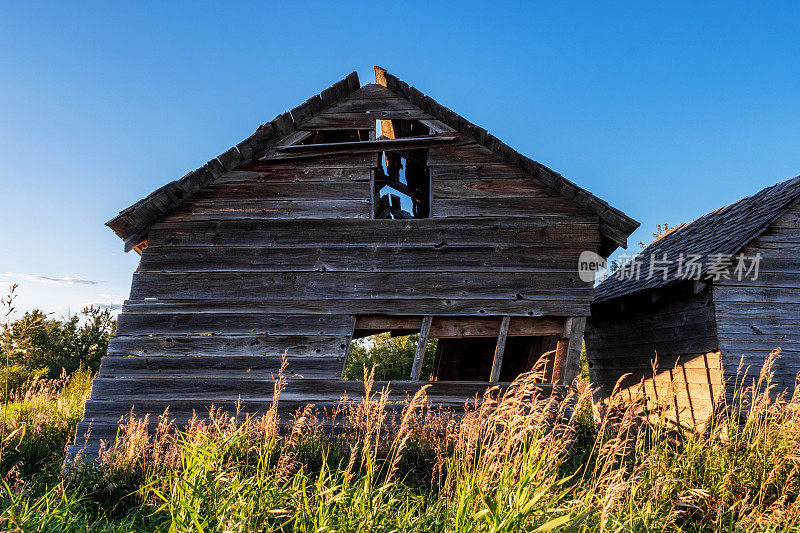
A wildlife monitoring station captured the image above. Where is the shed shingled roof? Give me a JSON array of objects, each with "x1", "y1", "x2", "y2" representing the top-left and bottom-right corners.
[
  {"x1": 107, "y1": 67, "x2": 639, "y2": 253},
  {"x1": 595, "y1": 174, "x2": 800, "y2": 303}
]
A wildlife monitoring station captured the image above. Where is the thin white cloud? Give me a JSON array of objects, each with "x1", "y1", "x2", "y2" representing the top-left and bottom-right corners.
[
  {"x1": 85, "y1": 302, "x2": 123, "y2": 311},
  {"x1": 4, "y1": 272, "x2": 97, "y2": 285}
]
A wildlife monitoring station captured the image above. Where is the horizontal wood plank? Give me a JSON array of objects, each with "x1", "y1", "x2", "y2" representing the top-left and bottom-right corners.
[
  {"x1": 115, "y1": 313, "x2": 354, "y2": 336},
  {"x1": 121, "y1": 297, "x2": 591, "y2": 318},
  {"x1": 138, "y1": 245, "x2": 588, "y2": 273},
  {"x1": 98, "y1": 355, "x2": 344, "y2": 378},
  {"x1": 89, "y1": 377, "x2": 525, "y2": 402},
  {"x1": 130, "y1": 271, "x2": 590, "y2": 301},
  {"x1": 108, "y1": 334, "x2": 349, "y2": 357},
  {"x1": 163, "y1": 199, "x2": 371, "y2": 221},
  {"x1": 148, "y1": 218, "x2": 601, "y2": 247}
]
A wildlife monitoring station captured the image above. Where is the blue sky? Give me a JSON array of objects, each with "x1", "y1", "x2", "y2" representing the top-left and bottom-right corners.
[{"x1": 1, "y1": 1, "x2": 798, "y2": 317}]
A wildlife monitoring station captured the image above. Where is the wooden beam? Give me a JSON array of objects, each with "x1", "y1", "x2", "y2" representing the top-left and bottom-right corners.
[
  {"x1": 410, "y1": 316, "x2": 433, "y2": 380},
  {"x1": 275, "y1": 134, "x2": 458, "y2": 153},
  {"x1": 376, "y1": 178, "x2": 416, "y2": 199},
  {"x1": 551, "y1": 317, "x2": 587, "y2": 385},
  {"x1": 132, "y1": 240, "x2": 148, "y2": 255},
  {"x1": 354, "y1": 316, "x2": 566, "y2": 338},
  {"x1": 489, "y1": 316, "x2": 511, "y2": 383}
]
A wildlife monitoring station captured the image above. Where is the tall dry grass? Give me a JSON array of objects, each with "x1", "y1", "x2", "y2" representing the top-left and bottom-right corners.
[{"x1": 4, "y1": 351, "x2": 800, "y2": 531}]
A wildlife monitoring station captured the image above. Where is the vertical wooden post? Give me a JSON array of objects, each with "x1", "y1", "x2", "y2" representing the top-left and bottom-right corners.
[
  {"x1": 551, "y1": 317, "x2": 587, "y2": 386},
  {"x1": 489, "y1": 316, "x2": 511, "y2": 383},
  {"x1": 340, "y1": 315, "x2": 358, "y2": 378},
  {"x1": 411, "y1": 316, "x2": 433, "y2": 381}
]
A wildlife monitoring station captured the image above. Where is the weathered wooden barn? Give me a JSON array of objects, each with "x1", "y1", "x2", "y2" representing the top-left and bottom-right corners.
[
  {"x1": 586, "y1": 175, "x2": 800, "y2": 425},
  {"x1": 68, "y1": 67, "x2": 638, "y2": 458}
]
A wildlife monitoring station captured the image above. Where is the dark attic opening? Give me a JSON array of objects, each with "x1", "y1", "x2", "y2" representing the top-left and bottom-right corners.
[
  {"x1": 374, "y1": 119, "x2": 431, "y2": 219},
  {"x1": 343, "y1": 316, "x2": 562, "y2": 383},
  {"x1": 297, "y1": 129, "x2": 372, "y2": 144}
]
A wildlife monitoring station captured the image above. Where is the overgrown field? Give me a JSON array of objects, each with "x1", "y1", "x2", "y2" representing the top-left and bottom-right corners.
[{"x1": 3, "y1": 354, "x2": 800, "y2": 532}]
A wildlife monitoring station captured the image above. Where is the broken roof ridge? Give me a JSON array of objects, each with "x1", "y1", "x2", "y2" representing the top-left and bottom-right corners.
[
  {"x1": 372, "y1": 66, "x2": 640, "y2": 251},
  {"x1": 107, "y1": 71, "x2": 360, "y2": 251}
]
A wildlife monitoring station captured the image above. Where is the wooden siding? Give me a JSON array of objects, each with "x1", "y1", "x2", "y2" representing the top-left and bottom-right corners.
[
  {"x1": 586, "y1": 283, "x2": 724, "y2": 426},
  {"x1": 714, "y1": 202, "x2": 800, "y2": 396},
  {"x1": 70, "y1": 84, "x2": 602, "y2": 458}
]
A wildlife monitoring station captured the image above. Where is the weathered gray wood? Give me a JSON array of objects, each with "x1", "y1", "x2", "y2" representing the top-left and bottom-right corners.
[
  {"x1": 411, "y1": 316, "x2": 433, "y2": 380},
  {"x1": 108, "y1": 335, "x2": 349, "y2": 357},
  {"x1": 433, "y1": 178, "x2": 560, "y2": 199},
  {"x1": 139, "y1": 245, "x2": 589, "y2": 274},
  {"x1": 586, "y1": 286, "x2": 722, "y2": 424},
  {"x1": 430, "y1": 164, "x2": 534, "y2": 180},
  {"x1": 588, "y1": 337, "x2": 719, "y2": 360},
  {"x1": 354, "y1": 316, "x2": 566, "y2": 337},
  {"x1": 559, "y1": 317, "x2": 586, "y2": 385},
  {"x1": 98, "y1": 355, "x2": 344, "y2": 378},
  {"x1": 240, "y1": 153, "x2": 377, "y2": 170},
  {"x1": 428, "y1": 144, "x2": 503, "y2": 166},
  {"x1": 489, "y1": 316, "x2": 511, "y2": 383},
  {"x1": 297, "y1": 113, "x2": 375, "y2": 130},
  {"x1": 121, "y1": 297, "x2": 592, "y2": 318},
  {"x1": 712, "y1": 202, "x2": 800, "y2": 396},
  {"x1": 89, "y1": 377, "x2": 526, "y2": 401},
  {"x1": 587, "y1": 321, "x2": 717, "y2": 350},
  {"x1": 214, "y1": 168, "x2": 372, "y2": 184},
  {"x1": 584, "y1": 301, "x2": 714, "y2": 340},
  {"x1": 194, "y1": 181, "x2": 370, "y2": 200},
  {"x1": 278, "y1": 134, "x2": 457, "y2": 153},
  {"x1": 433, "y1": 198, "x2": 589, "y2": 218},
  {"x1": 163, "y1": 199, "x2": 372, "y2": 221},
  {"x1": 115, "y1": 313, "x2": 354, "y2": 336},
  {"x1": 130, "y1": 271, "x2": 590, "y2": 301},
  {"x1": 148, "y1": 218, "x2": 601, "y2": 247}
]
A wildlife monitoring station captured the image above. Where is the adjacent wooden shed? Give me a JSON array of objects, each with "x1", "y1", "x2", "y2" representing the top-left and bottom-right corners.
[
  {"x1": 69, "y1": 67, "x2": 638, "y2": 458},
  {"x1": 586, "y1": 175, "x2": 800, "y2": 425}
]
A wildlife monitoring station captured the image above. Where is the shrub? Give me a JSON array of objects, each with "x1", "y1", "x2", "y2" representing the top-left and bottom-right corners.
[
  {"x1": 343, "y1": 332, "x2": 437, "y2": 381},
  {"x1": 1, "y1": 307, "x2": 115, "y2": 378},
  {"x1": 0, "y1": 364, "x2": 47, "y2": 398}
]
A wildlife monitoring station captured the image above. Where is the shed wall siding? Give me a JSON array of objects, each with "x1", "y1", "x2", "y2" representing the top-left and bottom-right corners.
[
  {"x1": 586, "y1": 285, "x2": 724, "y2": 425},
  {"x1": 714, "y1": 201, "x2": 800, "y2": 395}
]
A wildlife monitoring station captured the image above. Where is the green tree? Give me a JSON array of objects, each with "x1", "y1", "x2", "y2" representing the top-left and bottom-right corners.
[
  {"x1": 1, "y1": 306, "x2": 116, "y2": 378},
  {"x1": 343, "y1": 333, "x2": 438, "y2": 381}
]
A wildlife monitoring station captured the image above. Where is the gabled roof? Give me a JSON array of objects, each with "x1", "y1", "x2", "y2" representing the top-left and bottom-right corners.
[
  {"x1": 107, "y1": 67, "x2": 639, "y2": 254},
  {"x1": 595, "y1": 175, "x2": 800, "y2": 303}
]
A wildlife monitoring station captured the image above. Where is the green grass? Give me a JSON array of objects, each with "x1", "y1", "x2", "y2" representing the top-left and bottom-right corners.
[{"x1": 3, "y1": 357, "x2": 800, "y2": 532}]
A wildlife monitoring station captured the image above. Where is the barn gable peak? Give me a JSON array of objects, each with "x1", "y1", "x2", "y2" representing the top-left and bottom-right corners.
[{"x1": 106, "y1": 67, "x2": 638, "y2": 255}]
